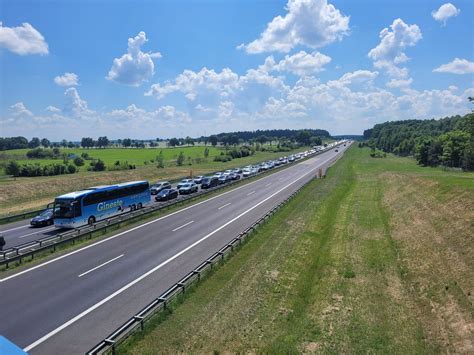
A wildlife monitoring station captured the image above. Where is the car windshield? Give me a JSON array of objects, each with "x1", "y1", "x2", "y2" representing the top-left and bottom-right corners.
[
  {"x1": 158, "y1": 189, "x2": 170, "y2": 196},
  {"x1": 182, "y1": 184, "x2": 190, "y2": 188},
  {"x1": 54, "y1": 199, "x2": 75, "y2": 218},
  {"x1": 39, "y1": 209, "x2": 53, "y2": 217}
]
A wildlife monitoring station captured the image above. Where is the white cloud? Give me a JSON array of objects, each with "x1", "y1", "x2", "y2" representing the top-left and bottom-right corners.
[
  {"x1": 238, "y1": 0, "x2": 349, "y2": 53},
  {"x1": 107, "y1": 31, "x2": 161, "y2": 86},
  {"x1": 432, "y1": 3, "x2": 460, "y2": 25},
  {"x1": 433, "y1": 58, "x2": 474, "y2": 74},
  {"x1": 0, "y1": 22, "x2": 48, "y2": 55},
  {"x1": 10, "y1": 102, "x2": 33, "y2": 117},
  {"x1": 54, "y1": 72, "x2": 79, "y2": 87},
  {"x1": 63, "y1": 88, "x2": 93, "y2": 116},
  {"x1": 386, "y1": 78, "x2": 413, "y2": 89},
  {"x1": 46, "y1": 105, "x2": 61, "y2": 113},
  {"x1": 368, "y1": 18, "x2": 421, "y2": 63},
  {"x1": 262, "y1": 51, "x2": 332, "y2": 76}
]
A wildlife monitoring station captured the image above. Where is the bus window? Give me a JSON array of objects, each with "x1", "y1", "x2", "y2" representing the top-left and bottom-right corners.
[{"x1": 54, "y1": 199, "x2": 75, "y2": 218}]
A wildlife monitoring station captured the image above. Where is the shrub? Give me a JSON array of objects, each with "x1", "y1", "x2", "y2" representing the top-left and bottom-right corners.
[
  {"x1": 5, "y1": 161, "x2": 20, "y2": 176},
  {"x1": 73, "y1": 157, "x2": 85, "y2": 166},
  {"x1": 67, "y1": 164, "x2": 77, "y2": 174},
  {"x1": 91, "y1": 159, "x2": 106, "y2": 171},
  {"x1": 177, "y1": 152, "x2": 185, "y2": 166}
]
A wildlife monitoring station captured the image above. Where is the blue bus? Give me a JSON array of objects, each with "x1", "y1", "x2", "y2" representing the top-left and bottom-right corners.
[{"x1": 53, "y1": 181, "x2": 150, "y2": 228}]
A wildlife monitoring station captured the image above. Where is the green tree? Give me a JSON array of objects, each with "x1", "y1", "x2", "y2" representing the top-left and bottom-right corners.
[
  {"x1": 28, "y1": 137, "x2": 41, "y2": 148},
  {"x1": 204, "y1": 147, "x2": 209, "y2": 158},
  {"x1": 73, "y1": 157, "x2": 85, "y2": 166},
  {"x1": 5, "y1": 161, "x2": 21, "y2": 176},
  {"x1": 177, "y1": 152, "x2": 185, "y2": 166},
  {"x1": 440, "y1": 130, "x2": 469, "y2": 168},
  {"x1": 156, "y1": 150, "x2": 165, "y2": 168},
  {"x1": 41, "y1": 138, "x2": 50, "y2": 148},
  {"x1": 209, "y1": 135, "x2": 218, "y2": 146},
  {"x1": 169, "y1": 138, "x2": 180, "y2": 147}
]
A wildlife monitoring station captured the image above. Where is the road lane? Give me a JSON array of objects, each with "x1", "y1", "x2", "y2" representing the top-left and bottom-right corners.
[{"x1": 0, "y1": 144, "x2": 350, "y2": 353}]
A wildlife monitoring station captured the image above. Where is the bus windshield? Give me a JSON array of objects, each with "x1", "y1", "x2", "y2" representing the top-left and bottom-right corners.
[{"x1": 54, "y1": 199, "x2": 75, "y2": 218}]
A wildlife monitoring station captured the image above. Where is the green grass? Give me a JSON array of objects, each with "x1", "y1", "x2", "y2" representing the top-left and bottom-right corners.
[
  {"x1": 0, "y1": 146, "x2": 310, "y2": 216},
  {"x1": 121, "y1": 146, "x2": 473, "y2": 354}
]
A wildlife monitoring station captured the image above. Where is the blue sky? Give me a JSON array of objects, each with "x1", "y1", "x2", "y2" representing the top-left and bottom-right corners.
[{"x1": 1, "y1": 0, "x2": 473, "y2": 140}]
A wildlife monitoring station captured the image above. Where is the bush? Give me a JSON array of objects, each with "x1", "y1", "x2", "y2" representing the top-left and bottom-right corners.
[
  {"x1": 177, "y1": 152, "x2": 185, "y2": 166},
  {"x1": 73, "y1": 157, "x2": 85, "y2": 166},
  {"x1": 214, "y1": 155, "x2": 232, "y2": 162},
  {"x1": 90, "y1": 159, "x2": 106, "y2": 171},
  {"x1": 5, "y1": 161, "x2": 20, "y2": 176},
  {"x1": 67, "y1": 164, "x2": 77, "y2": 174}
]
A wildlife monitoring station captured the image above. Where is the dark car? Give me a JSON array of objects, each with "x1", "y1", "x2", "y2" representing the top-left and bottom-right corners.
[
  {"x1": 155, "y1": 188, "x2": 178, "y2": 201},
  {"x1": 30, "y1": 208, "x2": 55, "y2": 227},
  {"x1": 193, "y1": 176, "x2": 204, "y2": 184},
  {"x1": 150, "y1": 181, "x2": 171, "y2": 195},
  {"x1": 179, "y1": 183, "x2": 199, "y2": 195},
  {"x1": 218, "y1": 175, "x2": 232, "y2": 184},
  {"x1": 201, "y1": 176, "x2": 219, "y2": 189},
  {"x1": 335, "y1": 149, "x2": 339, "y2": 152}
]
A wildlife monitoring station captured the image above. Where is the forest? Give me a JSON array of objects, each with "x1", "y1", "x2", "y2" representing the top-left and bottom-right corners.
[{"x1": 363, "y1": 112, "x2": 474, "y2": 170}]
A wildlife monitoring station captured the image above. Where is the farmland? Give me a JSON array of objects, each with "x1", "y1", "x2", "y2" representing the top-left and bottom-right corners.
[
  {"x1": 0, "y1": 145, "x2": 311, "y2": 216},
  {"x1": 123, "y1": 146, "x2": 474, "y2": 354}
]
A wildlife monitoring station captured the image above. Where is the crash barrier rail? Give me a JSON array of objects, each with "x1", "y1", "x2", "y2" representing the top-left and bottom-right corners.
[
  {"x1": 0, "y1": 143, "x2": 345, "y2": 268},
  {"x1": 0, "y1": 208, "x2": 46, "y2": 224},
  {"x1": 86, "y1": 169, "x2": 320, "y2": 355}
]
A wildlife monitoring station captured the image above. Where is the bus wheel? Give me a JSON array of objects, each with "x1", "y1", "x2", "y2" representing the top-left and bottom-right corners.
[
  {"x1": 88, "y1": 216, "x2": 96, "y2": 226},
  {"x1": 137, "y1": 203, "x2": 142, "y2": 209}
]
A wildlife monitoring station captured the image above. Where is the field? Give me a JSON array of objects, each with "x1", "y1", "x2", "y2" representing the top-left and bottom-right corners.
[
  {"x1": 0, "y1": 146, "x2": 310, "y2": 216},
  {"x1": 123, "y1": 146, "x2": 473, "y2": 354}
]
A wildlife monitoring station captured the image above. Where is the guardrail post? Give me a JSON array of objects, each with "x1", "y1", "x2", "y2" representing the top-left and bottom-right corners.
[
  {"x1": 177, "y1": 282, "x2": 186, "y2": 293},
  {"x1": 158, "y1": 297, "x2": 167, "y2": 309},
  {"x1": 104, "y1": 339, "x2": 116, "y2": 355},
  {"x1": 134, "y1": 315, "x2": 145, "y2": 331}
]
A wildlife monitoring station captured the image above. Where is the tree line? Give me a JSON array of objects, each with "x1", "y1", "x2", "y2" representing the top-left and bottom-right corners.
[{"x1": 363, "y1": 112, "x2": 474, "y2": 170}]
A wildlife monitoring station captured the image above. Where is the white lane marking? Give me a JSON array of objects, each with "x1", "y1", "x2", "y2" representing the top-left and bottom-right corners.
[
  {"x1": 0, "y1": 224, "x2": 30, "y2": 233},
  {"x1": 23, "y1": 154, "x2": 332, "y2": 352},
  {"x1": 78, "y1": 254, "x2": 124, "y2": 278},
  {"x1": 218, "y1": 203, "x2": 231, "y2": 210},
  {"x1": 265, "y1": 183, "x2": 272, "y2": 187},
  {"x1": 247, "y1": 191, "x2": 255, "y2": 196},
  {"x1": 172, "y1": 220, "x2": 194, "y2": 232},
  {"x1": 18, "y1": 227, "x2": 56, "y2": 239},
  {"x1": 1, "y1": 150, "x2": 337, "y2": 284}
]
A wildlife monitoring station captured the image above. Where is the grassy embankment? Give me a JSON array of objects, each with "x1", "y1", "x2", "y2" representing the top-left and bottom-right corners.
[
  {"x1": 0, "y1": 146, "x2": 309, "y2": 216},
  {"x1": 123, "y1": 145, "x2": 473, "y2": 354}
]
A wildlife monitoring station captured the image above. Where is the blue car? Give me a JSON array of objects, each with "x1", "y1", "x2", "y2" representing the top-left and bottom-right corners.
[{"x1": 30, "y1": 208, "x2": 55, "y2": 227}]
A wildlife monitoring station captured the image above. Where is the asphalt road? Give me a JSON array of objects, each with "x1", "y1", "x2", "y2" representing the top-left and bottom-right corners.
[
  {"x1": 1, "y1": 150, "x2": 319, "y2": 248},
  {"x1": 0, "y1": 143, "x2": 350, "y2": 354}
]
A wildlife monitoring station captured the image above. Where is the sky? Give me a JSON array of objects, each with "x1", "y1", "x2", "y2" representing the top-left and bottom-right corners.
[{"x1": 0, "y1": 0, "x2": 473, "y2": 140}]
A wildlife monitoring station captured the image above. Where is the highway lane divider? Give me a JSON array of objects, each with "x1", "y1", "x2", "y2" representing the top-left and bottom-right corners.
[
  {"x1": 86, "y1": 150, "x2": 345, "y2": 355},
  {"x1": 0, "y1": 144, "x2": 345, "y2": 269}
]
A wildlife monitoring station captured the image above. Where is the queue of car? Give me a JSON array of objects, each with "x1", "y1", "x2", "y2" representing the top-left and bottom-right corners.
[{"x1": 29, "y1": 142, "x2": 348, "y2": 228}]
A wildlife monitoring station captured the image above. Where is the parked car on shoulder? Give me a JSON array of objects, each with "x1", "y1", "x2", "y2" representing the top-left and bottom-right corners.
[
  {"x1": 177, "y1": 179, "x2": 193, "y2": 189},
  {"x1": 179, "y1": 183, "x2": 199, "y2": 195},
  {"x1": 30, "y1": 208, "x2": 55, "y2": 227},
  {"x1": 201, "y1": 176, "x2": 219, "y2": 189},
  {"x1": 155, "y1": 188, "x2": 178, "y2": 201},
  {"x1": 233, "y1": 168, "x2": 242, "y2": 174},
  {"x1": 230, "y1": 172, "x2": 241, "y2": 180},
  {"x1": 218, "y1": 175, "x2": 232, "y2": 184},
  {"x1": 150, "y1": 181, "x2": 171, "y2": 195},
  {"x1": 242, "y1": 169, "x2": 252, "y2": 177}
]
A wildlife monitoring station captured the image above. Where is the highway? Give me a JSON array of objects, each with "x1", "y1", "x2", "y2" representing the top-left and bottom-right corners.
[{"x1": 0, "y1": 143, "x2": 350, "y2": 354}]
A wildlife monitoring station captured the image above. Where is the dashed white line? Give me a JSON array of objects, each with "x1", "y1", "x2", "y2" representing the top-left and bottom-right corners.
[
  {"x1": 218, "y1": 203, "x2": 231, "y2": 210},
  {"x1": 247, "y1": 191, "x2": 255, "y2": 196},
  {"x1": 172, "y1": 220, "x2": 194, "y2": 232},
  {"x1": 265, "y1": 183, "x2": 272, "y2": 187},
  {"x1": 78, "y1": 254, "x2": 124, "y2": 278},
  {"x1": 1, "y1": 224, "x2": 30, "y2": 233},
  {"x1": 21, "y1": 152, "x2": 342, "y2": 352},
  {"x1": 18, "y1": 227, "x2": 56, "y2": 239}
]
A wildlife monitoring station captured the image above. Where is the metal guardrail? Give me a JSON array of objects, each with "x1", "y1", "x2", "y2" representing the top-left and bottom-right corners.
[
  {"x1": 0, "y1": 145, "x2": 343, "y2": 268},
  {"x1": 86, "y1": 180, "x2": 311, "y2": 355},
  {"x1": 0, "y1": 208, "x2": 46, "y2": 224}
]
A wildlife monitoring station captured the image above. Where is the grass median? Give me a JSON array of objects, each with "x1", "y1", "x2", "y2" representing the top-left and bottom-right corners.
[{"x1": 121, "y1": 145, "x2": 473, "y2": 354}]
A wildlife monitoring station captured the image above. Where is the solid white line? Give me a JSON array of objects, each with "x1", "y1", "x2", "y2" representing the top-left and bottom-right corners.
[
  {"x1": 1, "y1": 150, "x2": 336, "y2": 284},
  {"x1": 24, "y1": 154, "x2": 332, "y2": 352},
  {"x1": 218, "y1": 203, "x2": 231, "y2": 210},
  {"x1": 78, "y1": 254, "x2": 124, "y2": 278},
  {"x1": 172, "y1": 220, "x2": 194, "y2": 232},
  {"x1": 0, "y1": 224, "x2": 30, "y2": 233},
  {"x1": 247, "y1": 191, "x2": 255, "y2": 196},
  {"x1": 18, "y1": 227, "x2": 56, "y2": 239}
]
